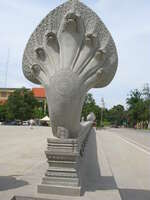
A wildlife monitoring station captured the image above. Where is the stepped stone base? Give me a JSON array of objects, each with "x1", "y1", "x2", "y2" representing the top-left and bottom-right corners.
[
  {"x1": 11, "y1": 196, "x2": 52, "y2": 200},
  {"x1": 37, "y1": 122, "x2": 92, "y2": 196},
  {"x1": 37, "y1": 138, "x2": 81, "y2": 196},
  {"x1": 38, "y1": 184, "x2": 81, "y2": 196}
]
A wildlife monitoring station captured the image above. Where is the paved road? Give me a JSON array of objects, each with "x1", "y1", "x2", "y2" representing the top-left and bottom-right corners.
[
  {"x1": 108, "y1": 128, "x2": 150, "y2": 152},
  {"x1": 98, "y1": 128, "x2": 150, "y2": 200},
  {"x1": 0, "y1": 126, "x2": 150, "y2": 200}
]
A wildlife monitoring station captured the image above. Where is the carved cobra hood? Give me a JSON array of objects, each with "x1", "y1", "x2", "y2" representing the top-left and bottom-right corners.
[{"x1": 22, "y1": 0, "x2": 118, "y2": 138}]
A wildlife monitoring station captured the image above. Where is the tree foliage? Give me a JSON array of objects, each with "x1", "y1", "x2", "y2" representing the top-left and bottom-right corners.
[
  {"x1": 0, "y1": 104, "x2": 7, "y2": 121},
  {"x1": 0, "y1": 84, "x2": 150, "y2": 129},
  {"x1": 5, "y1": 88, "x2": 38, "y2": 121},
  {"x1": 107, "y1": 104, "x2": 126, "y2": 126},
  {"x1": 81, "y1": 93, "x2": 101, "y2": 126},
  {"x1": 81, "y1": 84, "x2": 150, "y2": 128},
  {"x1": 126, "y1": 86, "x2": 150, "y2": 127}
]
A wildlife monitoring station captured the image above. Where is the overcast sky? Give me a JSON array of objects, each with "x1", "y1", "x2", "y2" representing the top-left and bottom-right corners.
[{"x1": 0, "y1": 0, "x2": 150, "y2": 108}]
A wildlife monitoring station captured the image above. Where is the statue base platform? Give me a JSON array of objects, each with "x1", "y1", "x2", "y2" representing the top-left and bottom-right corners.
[
  {"x1": 37, "y1": 137, "x2": 81, "y2": 196},
  {"x1": 37, "y1": 122, "x2": 92, "y2": 196},
  {"x1": 11, "y1": 196, "x2": 52, "y2": 200},
  {"x1": 38, "y1": 184, "x2": 81, "y2": 196}
]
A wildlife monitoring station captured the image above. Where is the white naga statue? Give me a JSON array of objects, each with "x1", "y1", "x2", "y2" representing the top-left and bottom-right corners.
[{"x1": 23, "y1": 0, "x2": 118, "y2": 138}]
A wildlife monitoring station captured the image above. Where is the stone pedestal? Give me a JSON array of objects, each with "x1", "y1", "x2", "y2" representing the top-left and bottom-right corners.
[
  {"x1": 38, "y1": 138, "x2": 81, "y2": 196},
  {"x1": 11, "y1": 197, "x2": 50, "y2": 200},
  {"x1": 38, "y1": 123, "x2": 92, "y2": 196}
]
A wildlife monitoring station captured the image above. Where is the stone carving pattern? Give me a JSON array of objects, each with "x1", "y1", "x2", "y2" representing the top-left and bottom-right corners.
[{"x1": 22, "y1": 0, "x2": 118, "y2": 138}]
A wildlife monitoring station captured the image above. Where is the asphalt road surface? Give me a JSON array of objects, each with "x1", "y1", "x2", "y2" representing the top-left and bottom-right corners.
[
  {"x1": 98, "y1": 128, "x2": 150, "y2": 200},
  {"x1": 108, "y1": 128, "x2": 150, "y2": 152}
]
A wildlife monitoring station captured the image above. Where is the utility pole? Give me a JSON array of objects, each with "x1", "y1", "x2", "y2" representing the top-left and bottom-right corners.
[
  {"x1": 4, "y1": 49, "x2": 10, "y2": 88},
  {"x1": 100, "y1": 97, "x2": 105, "y2": 127}
]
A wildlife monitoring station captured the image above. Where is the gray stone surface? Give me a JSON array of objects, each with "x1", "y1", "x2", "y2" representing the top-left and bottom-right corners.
[
  {"x1": 22, "y1": 0, "x2": 118, "y2": 139},
  {"x1": 38, "y1": 185, "x2": 81, "y2": 196},
  {"x1": 11, "y1": 196, "x2": 52, "y2": 200},
  {"x1": 38, "y1": 122, "x2": 92, "y2": 196},
  {"x1": 38, "y1": 136, "x2": 81, "y2": 196}
]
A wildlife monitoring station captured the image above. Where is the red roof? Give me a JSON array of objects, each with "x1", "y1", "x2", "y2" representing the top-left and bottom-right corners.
[
  {"x1": 32, "y1": 88, "x2": 46, "y2": 98},
  {"x1": 0, "y1": 99, "x2": 7, "y2": 105}
]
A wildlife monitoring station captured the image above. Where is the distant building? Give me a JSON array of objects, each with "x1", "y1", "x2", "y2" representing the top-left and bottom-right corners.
[
  {"x1": 0, "y1": 87, "x2": 47, "y2": 108},
  {"x1": 0, "y1": 88, "x2": 15, "y2": 105},
  {"x1": 32, "y1": 87, "x2": 46, "y2": 101},
  {"x1": 32, "y1": 87, "x2": 47, "y2": 114}
]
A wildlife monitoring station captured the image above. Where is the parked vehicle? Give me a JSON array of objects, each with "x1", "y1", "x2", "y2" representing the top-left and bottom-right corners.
[
  {"x1": 22, "y1": 121, "x2": 29, "y2": 126},
  {"x1": 4, "y1": 121, "x2": 17, "y2": 126}
]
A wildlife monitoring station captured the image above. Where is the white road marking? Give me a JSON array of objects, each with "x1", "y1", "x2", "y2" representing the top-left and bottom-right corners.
[
  {"x1": 119, "y1": 134, "x2": 150, "y2": 151},
  {"x1": 116, "y1": 135, "x2": 150, "y2": 156}
]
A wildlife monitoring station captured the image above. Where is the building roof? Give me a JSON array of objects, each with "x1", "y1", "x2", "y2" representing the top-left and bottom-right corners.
[
  {"x1": 32, "y1": 87, "x2": 46, "y2": 98},
  {"x1": 0, "y1": 99, "x2": 7, "y2": 105}
]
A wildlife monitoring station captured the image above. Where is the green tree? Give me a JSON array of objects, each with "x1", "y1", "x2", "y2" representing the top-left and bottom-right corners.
[
  {"x1": 126, "y1": 89, "x2": 145, "y2": 127},
  {"x1": 108, "y1": 104, "x2": 126, "y2": 126},
  {"x1": 33, "y1": 107, "x2": 45, "y2": 119},
  {"x1": 6, "y1": 88, "x2": 38, "y2": 121},
  {"x1": 0, "y1": 104, "x2": 8, "y2": 121},
  {"x1": 81, "y1": 93, "x2": 101, "y2": 126},
  {"x1": 82, "y1": 93, "x2": 96, "y2": 120}
]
